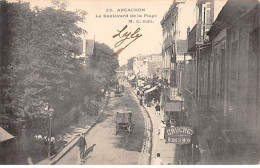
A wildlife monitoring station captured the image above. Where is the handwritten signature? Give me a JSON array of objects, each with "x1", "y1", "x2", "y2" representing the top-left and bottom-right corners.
[{"x1": 112, "y1": 25, "x2": 142, "y2": 56}]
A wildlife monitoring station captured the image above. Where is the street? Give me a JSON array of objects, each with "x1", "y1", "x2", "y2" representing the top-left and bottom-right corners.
[
  {"x1": 56, "y1": 84, "x2": 145, "y2": 165},
  {"x1": 1, "y1": 0, "x2": 259, "y2": 165}
]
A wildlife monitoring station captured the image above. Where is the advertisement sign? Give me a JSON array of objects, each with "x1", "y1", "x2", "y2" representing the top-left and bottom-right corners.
[{"x1": 165, "y1": 126, "x2": 194, "y2": 144}]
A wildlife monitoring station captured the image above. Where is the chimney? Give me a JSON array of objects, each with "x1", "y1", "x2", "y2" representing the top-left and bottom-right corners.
[{"x1": 187, "y1": 26, "x2": 190, "y2": 36}]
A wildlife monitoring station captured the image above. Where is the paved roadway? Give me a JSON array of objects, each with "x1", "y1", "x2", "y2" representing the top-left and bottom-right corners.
[{"x1": 56, "y1": 84, "x2": 145, "y2": 165}]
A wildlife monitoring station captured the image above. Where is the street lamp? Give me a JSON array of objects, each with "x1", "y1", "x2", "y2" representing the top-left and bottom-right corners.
[{"x1": 47, "y1": 106, "x2": 54, "y2": 160}]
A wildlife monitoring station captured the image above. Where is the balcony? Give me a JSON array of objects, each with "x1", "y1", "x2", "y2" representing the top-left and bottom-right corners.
[
  {"x1": 188, "y1": 22, "x2": 212, "y2": 52},
  {"x1": 161, "y1": 68, "x2": 170, "y2": 79}
]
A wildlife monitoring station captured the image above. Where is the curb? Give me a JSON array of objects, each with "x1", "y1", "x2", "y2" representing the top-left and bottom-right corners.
[
  {"x1": 40, "y1": 96, "x2": 110, "y2": 165},
  {"x1": 127, "y1": 83, "x2": 153, "y2": 165}
]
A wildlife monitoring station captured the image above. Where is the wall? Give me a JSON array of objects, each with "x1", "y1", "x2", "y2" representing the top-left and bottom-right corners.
[{"x1": 225, "y1": 7, "x2": 259, "y2": 142}]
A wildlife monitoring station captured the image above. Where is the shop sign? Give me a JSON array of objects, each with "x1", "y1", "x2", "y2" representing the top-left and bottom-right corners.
[{"x1": 165, "y1": 126, "x2": 193, "y2": 144}]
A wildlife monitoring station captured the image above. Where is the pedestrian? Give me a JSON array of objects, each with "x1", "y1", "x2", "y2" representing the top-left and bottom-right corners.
[
  {"x1": 78, "y1": 133, "x2": 87, "y2": 163},
  {"x1": 153, "y1": 153, "x2": 164, "y2": 165},
  {"x1": 74, "y1": 108, "x2": 80, "y2": 124},
  {"x1": 155, "y1": 104, "x2": 160, "y2": 116},
  {"x1": 94, "y1": 103, "x2": 99, "y2": 116},
  {"x1": 166, "y1": 119, "x2": 171, "y2": 127},
  {"x1": 81, "y1": 103, "x2": 86, "y2": 116},
  {"x1": 50, "y1": 136, "x2": 56, "y2": 155},
  {"x1": 88, "y1": 102, "x2": 94, "y2": 115},
  {"x1": 151, "y1": 98, "x2": 155, "y2": 106},
  {"x1": 158, "y1": 120, "x2": 166, "y2": 140},
  {"x1": 139, "y1": 98, "x2": 143, "y2": 106},
  {"x1": 140, "y1": 91, "x2": 144, "y2": 97}
]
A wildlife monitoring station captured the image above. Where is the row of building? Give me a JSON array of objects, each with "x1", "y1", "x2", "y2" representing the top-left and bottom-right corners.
[
  {"x1": 132, "y1": 53, "x2": 163, "y2": 78},
  {"x1": 160, "y1": 0, "x2": 260, "y2": 164}
]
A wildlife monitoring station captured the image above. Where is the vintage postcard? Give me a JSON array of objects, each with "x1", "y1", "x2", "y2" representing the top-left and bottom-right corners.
[{"x1": 0, "y1": 0, "x2": 259, "y2": 165}]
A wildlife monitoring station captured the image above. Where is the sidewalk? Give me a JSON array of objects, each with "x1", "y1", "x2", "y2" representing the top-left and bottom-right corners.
[
  {"x1": 146, "y1": 105, "x2": 177, "y2": 165},
  {"x1": 130, "y1": 86, "x2": 177, "y2": 165},
  {"x1": 131, "y1": 85, "x2": 216, "y2": 165},
  {"x1": 36, "y1": 96, "x2": 109, "y2": 165}
]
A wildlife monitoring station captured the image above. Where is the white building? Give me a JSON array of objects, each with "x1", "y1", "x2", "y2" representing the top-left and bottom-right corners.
[
  {"x1": 76, "y1": 39, "x2": 95, "y2": 67},
  {"x1": 133, "y1": 56, "x2": 147, "y2": 78},
  {"x1": 133, "y1": 54, "x2": 162, "y2": 78}
]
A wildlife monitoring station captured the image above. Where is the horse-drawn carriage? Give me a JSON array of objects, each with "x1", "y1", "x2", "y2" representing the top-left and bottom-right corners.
[
  {"x1": 115, "y1": 110, "x2": 132, "y2": 135},
  {"x1": 114, "y1": 84, "x2": 124, "y2": 97}
]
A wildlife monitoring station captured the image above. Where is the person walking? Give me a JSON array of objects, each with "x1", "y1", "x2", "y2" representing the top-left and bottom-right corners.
[
  {"x1": 50, "y1": 136, "x2": 56, "y2": 155},
  {"x1": 139, "y1": 98, "x2": 143, "y2": 106},
  {"x1": 81, "y1": 103, "x2": 87, "y2": 116},
  {"x1": 74, "y1": 108, "x2": 80, "y2": 124},
  {"x1": 151, "y1": 98, "x2": 155, "y2": 106},
  {"x1": 158, "y1": 120, "x2": 166, "y2": 140},
  {"x1": 153, "y1": 153, "x2": 164, "y2": 165},
  {"x1": 78, "y1": 133, "x2": 87, "y2": 163},
  {"x1": 155, "y1": 104, "x2": 161, "y2": 116},
  {"x1": 94, "y1": 102, "x2": 99, "y2": 116}
]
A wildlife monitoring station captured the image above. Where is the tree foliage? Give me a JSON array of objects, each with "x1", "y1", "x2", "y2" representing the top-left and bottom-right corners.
[
  {"x1": 0, "y1": 1, "x2": 87, "y2": 117},
  {"x1": 0, "y1": 0, "x2": 118, "y2": 136},
  {"x1": 0, "y1": 1, "x2": 84, "y2": 125},
  {"x1": 91, "y1": 43, "x2": 119, "y2": 78},
  {"x1": 127, "y1": 57, "x2": 134, "y2": 70},
  {"x1": 90, "y1": 42, "x2": 119, "y2": 93}
]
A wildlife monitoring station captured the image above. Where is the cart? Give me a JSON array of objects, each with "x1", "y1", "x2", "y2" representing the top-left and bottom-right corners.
[
  {"x1": 115, "y1": 110, "x2": 132, "y2": 135},
  {"x1": 115, "y1": 84, "x2": 123, "y2": 97}
]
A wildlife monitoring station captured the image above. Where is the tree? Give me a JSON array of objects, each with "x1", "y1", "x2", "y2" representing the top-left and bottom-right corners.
[
  {"x1": 127, "y1": 57, "x2": 134, "y2": 70},
  {"x1": 90, "y1": 42, "x2": 119, "y2": 92},
  {"x1": 0, "y1": 1, "x2": 119, "y2": 137},
  {"x1": 0, "y1": 0, "x2": 87, "y2": 132}
]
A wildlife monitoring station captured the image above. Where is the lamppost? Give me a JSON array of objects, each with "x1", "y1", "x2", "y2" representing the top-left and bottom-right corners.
[{"x1": 46, "y1": 105, "x2": 54, "y2": 160}]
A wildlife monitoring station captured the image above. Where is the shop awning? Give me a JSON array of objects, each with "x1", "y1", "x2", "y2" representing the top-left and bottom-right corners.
[
  {"x1": 142, "y1": 85, "x2": 151, "y2": 89},
  {"x1": 165, "y1": 102, "x2": 182, "y2": 112},
  {"x1": 144, "y1": 86, "x2": 157, "y2": 94},
  {"x1": 0, "y1": 127, "x2": 15, "y2": 143},
  {"x1": 138, "y1": 80, "x2": 144, "y2": 85},
  {"x1": 129, "y1": 75, "x2": 135, "y2": 81}
]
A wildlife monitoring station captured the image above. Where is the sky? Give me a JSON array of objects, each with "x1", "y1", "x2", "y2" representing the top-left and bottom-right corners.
[
  {"x1": 9, "y1": 0, "x2": 206, "y2": 66},
  {"x1": 67, "y1": 0, "x2": 173, "y2": 66},
  {"x1": 9, "y1": 0, "x2": 176, "y2": 65}
]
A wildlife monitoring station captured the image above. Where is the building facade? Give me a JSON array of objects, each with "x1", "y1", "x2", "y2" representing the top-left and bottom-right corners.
[
  {"x1": 133, "y1": 54, "x2": 162, "y2": 78},
  {"x1": 161, "y1": 0, "x2": 196, "y2": 115},
  {"x1": 186, "y1": 0, "x2": 228, "y2": 129},
  {"x1": 187, "y1": 0, "x2": 260, "y2": 163},
  {"x1": 76, "y1": 39, "x2": 95, "y2": 67}
]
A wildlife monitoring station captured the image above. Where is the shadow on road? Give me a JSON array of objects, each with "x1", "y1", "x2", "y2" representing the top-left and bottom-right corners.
[{"x1": 83, "y1": 144, "x2": 97, "y2": 161}]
